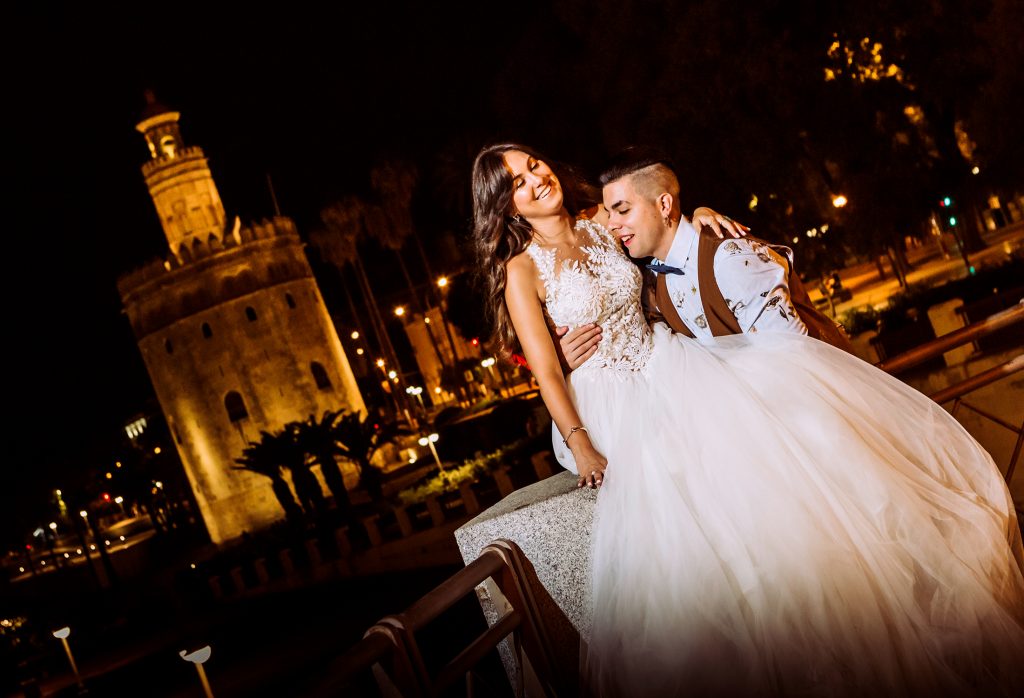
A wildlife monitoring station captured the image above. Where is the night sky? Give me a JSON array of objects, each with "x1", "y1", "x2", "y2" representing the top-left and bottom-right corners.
[{"x1": 6, "y1": 1, "x2": 1021, "y2": 544}]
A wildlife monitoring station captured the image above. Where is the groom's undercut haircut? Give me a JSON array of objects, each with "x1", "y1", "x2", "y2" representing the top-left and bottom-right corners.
[{"x1": 599, "y1": 146, "x2": 680, "y2": 201}]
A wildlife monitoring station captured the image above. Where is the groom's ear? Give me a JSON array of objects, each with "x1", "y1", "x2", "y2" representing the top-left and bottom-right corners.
[{"x1": 657, "y1": 192, "x2": 675, "y2": 217}]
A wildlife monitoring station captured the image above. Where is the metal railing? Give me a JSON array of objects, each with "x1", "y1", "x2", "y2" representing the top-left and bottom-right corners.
[
  {"x1": 877, "y1": 300, "x2": 1023, "y2": 484},
  {"x1": 310, "y1": 539, "x2": 562, "y2": 698}
]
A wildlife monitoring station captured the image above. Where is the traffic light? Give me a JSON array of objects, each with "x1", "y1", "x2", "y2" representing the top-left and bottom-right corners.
[
  {"x1": 940, "y1": 196, "x2": 952, "y2": 207},
  {"x1": 949, "y1": 216, "x2": 958, "y2": 227}
]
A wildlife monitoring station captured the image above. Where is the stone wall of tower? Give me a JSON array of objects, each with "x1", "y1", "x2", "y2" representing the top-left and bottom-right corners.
[{"x1": 118, "y1": 218, "x2": 365, "y2": 544}]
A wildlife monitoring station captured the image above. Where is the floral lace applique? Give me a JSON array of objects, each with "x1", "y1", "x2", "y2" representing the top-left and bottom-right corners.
[{"x1": 525, "y1": 218, "x2": 653, "y2": 375}]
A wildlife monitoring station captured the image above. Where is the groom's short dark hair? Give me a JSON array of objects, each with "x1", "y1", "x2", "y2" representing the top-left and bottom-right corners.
[{"x1": 599, "y1": 146, "x2": 678, "y2": 187}]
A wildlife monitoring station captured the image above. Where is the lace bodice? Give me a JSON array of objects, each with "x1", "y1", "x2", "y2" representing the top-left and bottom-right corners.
[{"x1": 526, "y1": 218, "x2": 653, "y2": 374}]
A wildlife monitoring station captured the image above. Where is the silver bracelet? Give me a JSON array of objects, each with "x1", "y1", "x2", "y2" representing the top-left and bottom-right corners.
[{"x1": 562, "y1": 425, "x2": 588, "y2": 447}]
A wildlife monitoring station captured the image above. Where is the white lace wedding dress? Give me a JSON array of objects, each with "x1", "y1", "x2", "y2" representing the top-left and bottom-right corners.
[{"x1": 527, "y1": 218, "x2": 1024, "y2": 697}]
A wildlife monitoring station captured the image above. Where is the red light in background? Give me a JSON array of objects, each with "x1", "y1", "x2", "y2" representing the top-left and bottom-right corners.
[
  {"x1": 102, "y1": 493, "x2": 111, "y2": 502},
  {"x1": 471, "y1": 338, "x2": 479, "y2": 346}
]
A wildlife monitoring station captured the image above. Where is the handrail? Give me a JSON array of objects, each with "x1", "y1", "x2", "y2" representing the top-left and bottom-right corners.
[
  {"x1": 877, "y1": 300, "x2": 1024, "y2": 375},
  {"x1": 928, "y1": 354, "x2": 1024, "y2": 405},
  {"x1": 313, "y1": 540, "x2": 561, "y2": 698}
]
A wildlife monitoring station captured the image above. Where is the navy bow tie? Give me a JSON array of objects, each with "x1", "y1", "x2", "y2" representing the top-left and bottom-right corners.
[{"x1": 646, "y1": 262, "x2": 685, "y2": 275}]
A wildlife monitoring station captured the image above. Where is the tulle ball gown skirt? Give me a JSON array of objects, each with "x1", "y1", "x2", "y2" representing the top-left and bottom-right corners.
[{"x1": 564, "y1": 325, "x2": 1024, "y2": 697}]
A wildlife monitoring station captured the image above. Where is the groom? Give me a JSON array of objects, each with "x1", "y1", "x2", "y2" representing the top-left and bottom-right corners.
[{"x1": 559, "y1": 149, "x2": 853, "y2": 365}]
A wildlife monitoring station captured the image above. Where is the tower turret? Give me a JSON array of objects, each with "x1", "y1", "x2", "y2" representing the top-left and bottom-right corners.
[{"x1": 136, "y1": 90, "x2": 227, "y2": 255}]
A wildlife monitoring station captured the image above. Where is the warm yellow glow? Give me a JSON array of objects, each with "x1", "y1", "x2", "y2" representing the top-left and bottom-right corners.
[
  {"x1": 356, "y1": 348, "x2": 364, "y2": 355},
  {"x1": 434, "y1": 387, "x2": 442, "y2": 394},
  {"x1": 971, "y1": 166, "x2": 980, "y2": 175},
  {"x1": 394, "y1": 306, "x2": 406, "y2": 317},
  {"x1": 437, "y1": 276, "x2": 448, "y2": 288},
  {"x1": 79, "y1": 510, "x2": 88, "y2": 518},
  {"x1": 48, "y1": 522, "x2": 57, "y2": 531},
  {"x1": 826, "y1": 35, "x2": 905, "y2": 84},
  {"x1": 832, "y1": 195, "x2": 848, "y2": 208},
  {"x1": 748, "y1": 194, "x2": 758, "y2": 211},
  {"x1": 153, "y1": 447, "x2": 161, "y2": 455},
  {"x1": 387, "y1": 370, "x2": 397, "y2": 379},
  {"x1": 376, "y1": 358, "x2": 385, "y2": 368},
  {"x1": 115, "y1": 462, "x2": 122, "y2": 468},
  {"x1": 350, "y1": 331, "x2": 360, "y2": 339},
  {"x1": 105, "y1": 472, "x2": 112, "y2": 479},
  {"x1": 481, "y1": 357, "x2": 496, "y2": 367},
  {"x1": 424, "y1": 317, "x2": 430, "y2": 324}
]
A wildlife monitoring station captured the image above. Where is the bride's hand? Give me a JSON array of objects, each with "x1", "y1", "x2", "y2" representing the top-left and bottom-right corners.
[
  {"x1": 692, "y1": 207, "x2": 750, "y2": 239},
  {"x1": 574, "y1": 442, "x2": 608, "y2": 489}
]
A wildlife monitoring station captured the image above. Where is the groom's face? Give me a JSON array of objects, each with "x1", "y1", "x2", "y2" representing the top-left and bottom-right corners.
[{"x1": 603, "y1": 176, "x2": 666, "y2": 259}]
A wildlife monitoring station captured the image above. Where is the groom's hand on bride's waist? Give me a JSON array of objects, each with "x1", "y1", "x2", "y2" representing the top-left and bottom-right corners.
[{"x1": 556, "y1": 324, "x2": 603, "y2": 373}]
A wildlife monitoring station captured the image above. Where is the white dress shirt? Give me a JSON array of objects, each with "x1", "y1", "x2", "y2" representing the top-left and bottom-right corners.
[{"x1": 655, "y1": 218, "x2": 808, "y2": 343}]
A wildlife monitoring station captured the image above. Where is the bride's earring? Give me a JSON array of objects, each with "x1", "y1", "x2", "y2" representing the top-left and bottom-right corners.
[{"x1": 512, "y1": 214, "x2": 523, "y2": 225}]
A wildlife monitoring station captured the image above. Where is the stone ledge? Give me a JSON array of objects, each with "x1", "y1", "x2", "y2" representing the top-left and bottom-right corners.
[{"x1": 455, "y1": 471, "x2": 597, "y2": 694}]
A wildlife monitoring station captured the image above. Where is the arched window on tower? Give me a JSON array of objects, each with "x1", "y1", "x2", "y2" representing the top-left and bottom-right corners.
[
  {"x1": 202, "y1": 322, "x2": 213, "y2": 338},
  {"x1": 225, "y1": 391, "x2": 249, "y2": 422},
  {"x1": 285, "y1": 293, "x2": 296, "y2": 309},
  {"x1": 159, "y1": 134, "x2": 177, "y2": 158},
  {"x1": 311, "y1": 362, "x2": 332, "y2": 390},
  {"x1": 165, "y1": 339, "x2": 174, "y2": 354},
  {"x1": 245, "y1": 306, "x2": 258, "y2": 322}
]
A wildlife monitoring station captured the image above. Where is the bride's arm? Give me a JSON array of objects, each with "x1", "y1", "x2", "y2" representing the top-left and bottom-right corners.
[{"x1": 505, "y1": 253, "x2": 607, "y2": 488}]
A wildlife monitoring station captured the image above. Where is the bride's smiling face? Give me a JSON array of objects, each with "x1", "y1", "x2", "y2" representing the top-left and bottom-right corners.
[{"x1": 503, "y1": 150, "x2": 563, "y2": 220}]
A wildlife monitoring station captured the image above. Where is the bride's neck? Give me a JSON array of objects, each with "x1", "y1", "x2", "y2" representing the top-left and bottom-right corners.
[{"x1": 528, "y1": 209, "x2": 576, "y2": 246}]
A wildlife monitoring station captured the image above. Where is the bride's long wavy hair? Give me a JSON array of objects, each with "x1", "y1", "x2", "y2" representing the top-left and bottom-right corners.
[{"x1": 471, "y1": 142, "x2": 599, "y2": 356}]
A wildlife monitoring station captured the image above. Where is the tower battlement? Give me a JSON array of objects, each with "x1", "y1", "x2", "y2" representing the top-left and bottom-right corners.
[
  {"x1": 117, "y1": 217, "x2": 302, "y2": 294},
  {"x1": 140, "y1": 145, "x2": 208, "y2": 177}
]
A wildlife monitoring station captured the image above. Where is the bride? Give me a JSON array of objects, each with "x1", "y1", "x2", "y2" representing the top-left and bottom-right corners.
[{"x1": 470, "y1": 142, "x2": 1024, "y2": 696}]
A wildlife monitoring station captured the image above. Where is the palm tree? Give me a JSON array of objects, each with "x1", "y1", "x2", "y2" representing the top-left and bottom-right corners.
[
  {"x1": 281, "y1": 421, "x2": 329, "y2": 518},
  {"x1": 290, "y1": 410, "x2": 353, "y2": 517},
  {"x1": 234, "y1": 431, "x2": 305, "y2": 524},
  {"x1": 333, "y1": 411, "x2": 411, "y2": 503}
]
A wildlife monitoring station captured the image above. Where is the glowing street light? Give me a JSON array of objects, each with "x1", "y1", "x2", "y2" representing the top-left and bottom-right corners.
[
  {"x1": 418, "y1": 433, "x2": 444, "y2": 472},
  {"x1": 376, "y1": 358, "x2": 386, "y2": 369},
  {"x1": 393, "y1": 306, "x2": 406, "y2": 317},
  {"x1": 387, "y1": 370, "x2": 397, "y2": 380},
  {"x1": 437, "y1": 276, "x2": 448, "y2": 288},
  {"x1": 180, "y1": 645, "x2": 215, "y2": 698},
  {"x1": 406, "y1": 385, "x2": 425, "y2": 410},
  {"x1": 350, "y1": 330, "x2": 360, "y2": 340},
  {"x1": 48, "y1": 522, "x2": 58, "y2": 532},
  {"x1": 52, "y1": 626, "x2": 84, "y2": 691},
  {"x1": 832, "y1": 194, "x2": 848, "y2": 208}
]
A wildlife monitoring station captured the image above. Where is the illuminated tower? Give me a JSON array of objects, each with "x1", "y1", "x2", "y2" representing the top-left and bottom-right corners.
[{"x1": 118, "y1": 94, "x2": 365, "y2": 544}]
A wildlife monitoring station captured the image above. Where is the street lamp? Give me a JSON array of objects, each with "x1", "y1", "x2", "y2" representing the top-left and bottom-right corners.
[
  {"x1": 180, "y1": 646, "x2": 215, "y2": 698},
  {"x1": 437, "y1": 276, "x2": 448, "y2": 288},
  {"x1": 418, "y1": 433, "x2": 444, "y2": 472},
  {"x1": 394, "y1": 306, "x2": 406, "y2": 318},
  {"x1": 832, "y1": 194, "x2": 848, "y2": 208},
  {"x1": 52, "y1": 626, "x2": 84, "y2": 691},
  {"x1": 350, "y1": 330, "x2": 360, "y2": 340},
  {"x1": 406, "y1": 386, "x2": 425, "y2": 410}
]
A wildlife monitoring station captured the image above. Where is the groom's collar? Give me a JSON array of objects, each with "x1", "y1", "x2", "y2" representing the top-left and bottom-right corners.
[{"x1": 658, "y1": 217, "x2": 697, "y2": 266}]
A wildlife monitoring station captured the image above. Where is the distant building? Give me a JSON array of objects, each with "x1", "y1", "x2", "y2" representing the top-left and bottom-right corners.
[{"x1": 117, "y1": 94, "x2": 365, "y2": 544}]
